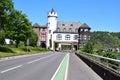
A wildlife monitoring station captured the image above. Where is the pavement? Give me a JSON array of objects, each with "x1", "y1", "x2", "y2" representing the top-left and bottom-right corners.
[{"x1": 0, "y1": 52, "x2": 103, "y2": 80}]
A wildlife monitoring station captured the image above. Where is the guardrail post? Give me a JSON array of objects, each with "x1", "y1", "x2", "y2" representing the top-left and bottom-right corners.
[
  {"x1": 117, "y1": 56, "x2": 120, "y2": 73},
  {"x1": 106, "y1": 59, "x2": 109, "y2": 67},
  {"x1": 119, "y1": 62, "x2": 120, "y2": 73}
]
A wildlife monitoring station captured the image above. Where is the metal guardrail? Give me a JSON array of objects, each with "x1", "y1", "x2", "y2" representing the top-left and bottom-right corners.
[{"x1": 79, "y1": 52, "x2": 120, "y2": 73}]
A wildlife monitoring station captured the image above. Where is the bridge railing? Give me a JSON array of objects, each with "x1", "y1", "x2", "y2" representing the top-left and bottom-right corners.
[{"x1": 78, "y1": 52, "x2": 120, "y2": 73}]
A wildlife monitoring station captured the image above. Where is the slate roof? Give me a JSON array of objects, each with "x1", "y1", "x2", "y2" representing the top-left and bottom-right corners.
[
  {"x1": 33, "y1": 23, "x2": 40, "y2": 27},
  {"x1": 33, "y1": 23, "x2": 47, "y2": 28},
  {"x1": 80, "y1": 23, "x2": 91, "y2": 29},
  {"x1": 54, "y1": 21, "x2": 82, "y2": 33}
]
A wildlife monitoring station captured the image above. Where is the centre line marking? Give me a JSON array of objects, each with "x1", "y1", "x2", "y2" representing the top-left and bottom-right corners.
[
  {"x1": 0, "y1": 65, "x2": 23, "y2": 73},
  {"x1": 27, "y1": 53, "x2": 57, "y2": 64}
]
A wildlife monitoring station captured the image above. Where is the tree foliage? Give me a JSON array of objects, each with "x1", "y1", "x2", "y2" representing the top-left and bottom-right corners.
[
  {"x1": 82, "y1": 41, "x2": 93, "y2": 54},
  {"x1": 29, "y1": 30, "x2": 38, "y2": 46},
  {"x1": 0, "y1": 0, "x2": 13, "y2": 29},
  {"x1": 90, "y1": 31, "x2": 120, "y2": 51},
  {"x1": 0, "y1": 0, "x2": 38, "y2": 47}
]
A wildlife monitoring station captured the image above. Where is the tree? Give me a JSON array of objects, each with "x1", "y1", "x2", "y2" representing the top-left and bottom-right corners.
[
  {"x1": 5, "y1": 10, "x2": 33, "y2": 47},
  {"x1": 0, "y1": 0, "x2": 14, "y2": 44},
  {"x1": 0, "y1": 32, "x2": 5, "y2": 45},
  {"x1": 82, "y1": 42, "x2": 93, "y2": 54},
  {"x1": 0, "y1": 0, "x2": 37, "y2": 47},
  {"x1": 29, "y1": 30, "x2": 38, "y2": 46}
]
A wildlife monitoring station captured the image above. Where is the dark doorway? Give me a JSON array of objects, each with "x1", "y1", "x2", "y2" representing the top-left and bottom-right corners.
[
  {"x1": 74, "y1": 45, "x2": 77, "y2": 50},
  {"x1": 40, "y1": 42, "x2": 46, "y2": 48}
]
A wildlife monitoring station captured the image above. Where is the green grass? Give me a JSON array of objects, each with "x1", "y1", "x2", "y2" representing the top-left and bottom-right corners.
[{"x1": 0, "y1": 46, "x2": 50, "y2": 58}]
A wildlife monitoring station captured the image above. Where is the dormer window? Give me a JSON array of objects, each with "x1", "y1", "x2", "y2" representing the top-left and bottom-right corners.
[
  {"x1": 62, "y1": 24, "x2": 65, "y2": 26},
  {"x1": 70, "y1": 24, "x2": 73, "y2": 26},
  {"x1": 75, "y1": 28, "x2": 78, "y2": 32},
  {"x1": 63, "y1": 28, "x2": 66, "y2": 32},
  {"x1": 69, "y1": 28, "x2": 72, "y2": 32},
  {"x1": 57, "y1": 28, "x2": 60, "y2": 32}
]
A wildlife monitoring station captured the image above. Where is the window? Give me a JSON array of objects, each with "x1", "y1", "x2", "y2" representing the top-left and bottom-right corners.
[
  {"x1": 70, "y1": 24, "x2": 73, "y2": 26},
  {"x1": 42, "y1": 28, "x2": 45, "y2": 31},
  {"x1": 74, "y1": 35, "x2": 78, "y2": 40},
  {"x1": 62, "y1": 24, "x2": 65, "y2": 26},
  {"x1": 49, "y1": 30, "x2": 51, "y2": 33},
  {"x1": 63, "y1": 28, "x2": 66, "y2": 32},
  {"x1": 56, "y1": 34, "x2": 62, "y2": 40},
  {"x1": 65, "y1": 34, "x2": 70, "y2": 40},
  {"x1": 84, "y1": 29, "x2": 88, "y2": 32},
  {"x1": 80, "y1": 29, "x2": 83, "y2": 31},
  {"x1": 84, "y1": 35, "x2": 87, "y2": 40},
  {"x1": 57, "y1": 28, "x2": 60, "y2": 32},
  {"x1": 88, "y1": 35, "x2": 90, "y2": 40},
  {"x1": 78, "y1": 35, "x2": 82, "y2": 40},
  {"x1": 69, "y1": 28, "x2": 72, "y2": 32}
]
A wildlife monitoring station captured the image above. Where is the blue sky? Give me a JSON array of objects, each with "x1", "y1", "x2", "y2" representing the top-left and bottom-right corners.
[{"x1": 13, "y1": 0, "x2": 120, "y2": 32}]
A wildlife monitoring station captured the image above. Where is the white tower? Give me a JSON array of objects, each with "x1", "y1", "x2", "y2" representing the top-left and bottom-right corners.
[{"x1": 47, "y1": 8, "x2": 58, "y2": 50}]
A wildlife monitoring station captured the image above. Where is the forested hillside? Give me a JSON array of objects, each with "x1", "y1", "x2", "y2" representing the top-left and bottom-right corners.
[{"x1": 90, "y1": 31, "x2": 120, "y2": 51}]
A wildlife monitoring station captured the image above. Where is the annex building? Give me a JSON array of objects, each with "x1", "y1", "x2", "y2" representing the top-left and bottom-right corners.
[{"x1": 33, "y1": 8, "x2": 91, "y2": 51}]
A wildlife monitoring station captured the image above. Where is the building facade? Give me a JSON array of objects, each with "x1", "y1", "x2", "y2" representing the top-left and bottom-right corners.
[
  {"x1": 33, "y1": 23, "x2": 47, "y2": 48},
  {"x1": 33, "y1": 8, "x2": 91, "y2": 50}
]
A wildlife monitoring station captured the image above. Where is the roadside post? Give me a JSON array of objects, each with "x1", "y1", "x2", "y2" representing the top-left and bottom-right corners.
[{"x1": 26, "y1": 39, "x2": 29, "y2": 52}]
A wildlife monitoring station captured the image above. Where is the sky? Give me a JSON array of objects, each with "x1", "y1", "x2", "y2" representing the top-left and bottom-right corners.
[{"x1": 13, "y1": 0, "x2": 120, "y2": 32}]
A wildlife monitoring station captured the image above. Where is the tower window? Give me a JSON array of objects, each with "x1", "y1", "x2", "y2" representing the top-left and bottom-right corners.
[
  {"x1": 84, "y1": 35, "x2": 87, "y2": 40},
  {"x1": 84, "y1": 29, "x2": 88, "y2": 31},
  {"x1": 49, "y1": 30, "x2": 51, "y2": 33}
]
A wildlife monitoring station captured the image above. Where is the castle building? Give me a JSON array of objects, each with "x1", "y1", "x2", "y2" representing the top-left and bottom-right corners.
[{"x1": 33, "y1": 8, "x2": 91, "y2": 50}]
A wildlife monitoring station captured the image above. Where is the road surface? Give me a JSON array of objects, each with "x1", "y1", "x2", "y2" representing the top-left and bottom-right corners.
[{"x1": 0, "y1": 52, "x2": 102, "y2": 80}]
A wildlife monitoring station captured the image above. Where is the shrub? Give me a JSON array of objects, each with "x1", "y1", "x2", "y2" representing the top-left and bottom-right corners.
[{"x1": 0, "y1": 46, "x2": 15, "y2": 53}]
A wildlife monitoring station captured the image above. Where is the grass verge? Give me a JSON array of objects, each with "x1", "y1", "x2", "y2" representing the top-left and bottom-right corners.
[{"x1": 0, "y1": 46, "x2": 50, "y2": 59}]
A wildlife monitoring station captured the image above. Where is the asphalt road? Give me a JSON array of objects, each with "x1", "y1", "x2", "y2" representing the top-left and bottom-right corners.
[{"x1": 0, "y1": 52, "x2": 103, "y2": 80}]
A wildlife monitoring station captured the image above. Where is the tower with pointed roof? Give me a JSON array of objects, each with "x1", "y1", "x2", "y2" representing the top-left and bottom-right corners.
[{"x1": 47, "y1": 8, "x2": 58, "y2": 49}]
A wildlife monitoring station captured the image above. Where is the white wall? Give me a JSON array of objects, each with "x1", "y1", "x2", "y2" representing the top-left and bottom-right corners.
[
  {"x1": 47, "y1": 11, "x2": 57, "y2": 50},
  {"x1": 53, "y1": 33, "x2": 78, "y2": 42}
]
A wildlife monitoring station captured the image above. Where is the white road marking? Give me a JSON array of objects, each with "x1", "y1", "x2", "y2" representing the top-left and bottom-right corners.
[
  {"x1": 0, "y1": 65, "x2": 23, "y2": 73},
  {"x1": 27, "y1": 53, "x2": 57, "y2": 64}
]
